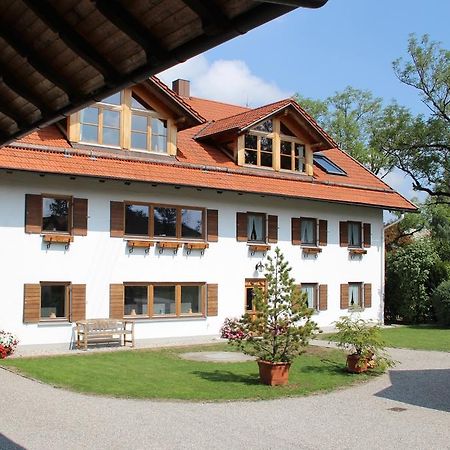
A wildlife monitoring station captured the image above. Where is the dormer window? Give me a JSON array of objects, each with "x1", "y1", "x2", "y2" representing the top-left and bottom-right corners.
[
  {"x1": 243, "y1": 118, "x2": 306, "y2": 173},
  {"x1": 72, "y1": 89, "x2": 174, "y2": 155}
]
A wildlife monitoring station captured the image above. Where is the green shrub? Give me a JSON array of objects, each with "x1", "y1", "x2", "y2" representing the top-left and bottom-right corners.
[{"x1": 432, "y1": 280, "x2": 450, "y2": 326}]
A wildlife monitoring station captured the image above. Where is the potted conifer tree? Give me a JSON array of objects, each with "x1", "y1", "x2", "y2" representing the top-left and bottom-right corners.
[{"x1": 222, "y1": 248, "x2": 316, "y2": 385}]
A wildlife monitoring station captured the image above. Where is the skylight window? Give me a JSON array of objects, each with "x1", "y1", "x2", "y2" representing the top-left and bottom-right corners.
[{"x1": 314, "y1": 153, "x2": 346, "y2": 175}]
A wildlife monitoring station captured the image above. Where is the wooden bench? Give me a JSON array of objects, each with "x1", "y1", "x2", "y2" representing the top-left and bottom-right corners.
[{"x1": 75, "y1": 319, "x2": 135, "y2": 350}]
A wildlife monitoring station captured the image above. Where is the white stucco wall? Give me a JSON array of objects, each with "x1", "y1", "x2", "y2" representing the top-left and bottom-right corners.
[{"x1": 0, "y1": 171, "x2": 384, "y2": 345}]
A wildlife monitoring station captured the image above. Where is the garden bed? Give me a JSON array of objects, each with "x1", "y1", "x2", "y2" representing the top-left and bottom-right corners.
[{"x1": 0, "y1": 344, "x2": 382, "y2": 401}]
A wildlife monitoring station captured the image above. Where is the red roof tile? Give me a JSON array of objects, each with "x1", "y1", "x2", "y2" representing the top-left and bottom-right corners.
[
  {"x1": 0, "y1": 146, "x2": 416, "y2": 211},
  {"x1": 183, "y1": 97, "x2": 249, "y2": 121},
  {"x1": 15, "y1": 125, "x2": 71, "y2": 148}
]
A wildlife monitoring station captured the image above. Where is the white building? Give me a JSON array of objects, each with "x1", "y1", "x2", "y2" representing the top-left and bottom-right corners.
[{"x1": 0, "y1": 78, "x2": 415, "y2": 346}]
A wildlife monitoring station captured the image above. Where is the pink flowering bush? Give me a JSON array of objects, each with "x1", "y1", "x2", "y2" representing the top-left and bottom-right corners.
[
  {"x1": 0, "y1": 330, "x2": 19, "y2": 359},
  {"x1": 220, "y1": 318, "x2": 248, "y2": 340}
]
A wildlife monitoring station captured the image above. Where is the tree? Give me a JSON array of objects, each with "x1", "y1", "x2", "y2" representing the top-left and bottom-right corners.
[
  {"x1": 295, "y1": 87, "x2": 395, "y2": 176},
  {"x1": 373, "y1": 34, "x2": 450, "y2": 202},
  {"x1": 385, "y1": 239, "x2": 442, "y2": 323}
]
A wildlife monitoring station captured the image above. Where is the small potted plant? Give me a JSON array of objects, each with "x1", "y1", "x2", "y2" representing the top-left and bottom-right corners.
[
  {"x1": 332, "y1": 315, "x2": 394, "y2": 373},
  {"x1": 0, "y1": 330, "x2": 19, "y2": 359},
  {"x1": 221, "y1": 248, "x2": 316, "y2": 385}
]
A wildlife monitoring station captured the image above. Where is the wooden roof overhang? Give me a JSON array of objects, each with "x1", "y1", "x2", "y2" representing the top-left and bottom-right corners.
[{"x1": 0, "y1": 0, "x2": 328, "y2": 147}]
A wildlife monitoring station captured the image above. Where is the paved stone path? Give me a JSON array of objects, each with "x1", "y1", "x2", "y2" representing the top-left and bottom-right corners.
[{"x1": 0, "y1": 344, "x2": 449, "y2": 450}]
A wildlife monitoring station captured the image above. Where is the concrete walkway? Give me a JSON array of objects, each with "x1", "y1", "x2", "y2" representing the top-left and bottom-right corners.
[{"x1": 0, "y1": 344, "x2": 449, "y2": 450}]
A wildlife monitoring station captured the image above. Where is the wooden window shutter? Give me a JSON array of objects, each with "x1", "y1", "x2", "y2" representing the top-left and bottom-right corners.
[
  {"x1": 319, "y1": 284, "x2": 328, "y2": 311},
  {"x1": 363, "y1": 223, "x2": 371, "y2": 248},
  {"x1": 110, "y1": 201, "x2": 124, "y2": 237},
  {"x1": 109, "y1": 284, "x2": 124, "y2": 319},
  {"x1": 340, "y1": 283, "x2": 349, "y2": 309},
  {"x1": 71, "y1": 284, "x2": 86, "y2": 322},
  {"x1": 291, "y1": 218, "x2": 301, "y2": 245},
  {"x1": 364, "y1": 283, "x2": 372, "y2": 308},
  {"x1": 236, "y1": 212, "x2": 247, "y2": 242},
  {"x1": 23, "y1": 284, "x2": 41, "y2": 323},
  {"x1": 267, "y1": 215, "x2": 278, "y2": 243},
  {"x1": 25, "y1": 194, "x2": 42, "y2": 234},
  {"x1": 206, "y1": 209, "x2": 218, "y2": 242},
  {"x1": 318, "y1": 220, "x2": 328, "y2": 246},
  {"x1": 207, "y1": 284, "x2": 218, "y2": 316},
  {"x1": 339, "y1": 221, "x2": 348, "y2": 247},
  {"x1": 73, "y1": 198, "x2": 88, "y2": 236}
]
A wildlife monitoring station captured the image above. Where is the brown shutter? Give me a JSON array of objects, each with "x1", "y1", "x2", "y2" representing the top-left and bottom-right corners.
[
  {"x1": 267, "y1": 215, "x2": 278, "y2": 243},
  {"x1": 110, "y1": 201, "x2": 124, "y2": 237},
  {"x1": 71, "y1": 284, "x2": 86, "y2": 322},
  {"x1": 207, "y1": 283, "x2": 218, "y2": 316},
  {"x1": 319, "y1": 284, "x2": 328, "y2": 311},
  {"x1": 236, "y1": 212, "x2": 247, "y2": 242},
  {"x1": 73, "y1": 198, "x2": 88, "y2": 236},
  {"x1": 340, "y1": 283, "x2": 349, "y2": 309},
  {"x1": 339, "y1": 221, "x2": 348, "y2": 247},
  {"x1": 318, "y1": 220, "x2": 327, "y2": 246},
  {"x1": 206, "y1": 209, "x2": 218, "y2": 242},
  {"x1": 25, "y1": 194, "x2": 42, "y2": 234},
  {"x1": 110, "y1": 284, "x2": 124, "y2": 319},
  {"x1": 364, "y1": 283, "x2": 372, "y2": 308},
  {"x1": 363, "y1": 223, "x2": 371, "y2": 248},
  {"x1": 23, "y1": 284, "x2": 41, "y2": 323},
  {"x1": 291, "y1": 218, "x2": 301, "y2": 245}
]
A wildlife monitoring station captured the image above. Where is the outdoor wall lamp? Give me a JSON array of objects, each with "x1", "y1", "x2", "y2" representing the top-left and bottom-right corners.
[{"x1": 255, "y1": 261, "x2": 264, "y2": 273}]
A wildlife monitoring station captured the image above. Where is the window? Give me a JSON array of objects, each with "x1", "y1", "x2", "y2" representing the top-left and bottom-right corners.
[
  {"x1": 247, "y1": 213, "x2": 266, "y2": 243},
  {"x1": 130, "y1": 93, "x2": 167, "y2": 153},
  {"x1": 42, "y1": 197, "x2": 70, "y2": 233},
  {"x1": 124, "y1": 285, "x2": 148, "y2": 316},
  {"x1": 348, "y1": 221, "x2": 362, "y2": 247},
  {"x1": 125, "y1": 204, "x2": 149, "y2": 236},
  {"x1": 123, "y1": 203, "x2": 205, "y2": 241},
  {"x1": 349, "y1": 283, "x2": 362, "y2": 308},
  {"x1": 314, "y1": 153, "x2": 346, "y2": 175},
  {"x1": 245, "y1": 279, "x2": 266, "y2": 314},
  {"x1": 300, "y1": 218, "x2": 316, "y2": 246},
  {"x1": 40, "y1": 283, "x2": 69, "y2": 320},
  {"x1": 123, "y1": 283, "x2": 204, "y2": 317},
  {"x1": 243, "y1": 118, "x2": 306, "y2": 173},
  {"x1": 301, "y1": 284, "x2": 317, "y2": 310},
  {"x1": 80, "y1": 93, "x2": 121, "y2": 146}
]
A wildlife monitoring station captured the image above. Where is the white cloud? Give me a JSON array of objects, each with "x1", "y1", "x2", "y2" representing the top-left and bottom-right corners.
[
  {"x1": 159, "y1": 55, "x2": 291, "y2": 107},
  {"x1": 383, "y1": 169, "x2": 426, "y2": 203}
]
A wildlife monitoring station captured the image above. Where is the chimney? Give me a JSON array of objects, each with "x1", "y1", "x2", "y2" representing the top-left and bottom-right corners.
[{"x1": 172, "y1": 79, "x2": 190, "y2": 98}]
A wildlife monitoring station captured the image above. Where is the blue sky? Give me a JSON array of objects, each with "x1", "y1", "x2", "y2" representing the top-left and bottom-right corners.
[{"x1": 160, "y1": 0, "x2": 450, "y2": 202}]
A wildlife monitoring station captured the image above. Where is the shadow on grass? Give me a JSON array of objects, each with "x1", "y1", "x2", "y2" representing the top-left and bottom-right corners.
[
  {"x1": 192, "y1": 370, "x2": 260, "y2": 385},
  {"x1": 300, "y1": 358, "x2": 347, "y2": 375}
]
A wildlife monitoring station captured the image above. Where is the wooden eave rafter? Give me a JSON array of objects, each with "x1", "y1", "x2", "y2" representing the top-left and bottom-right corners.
[{"x1": 0, "y1": 0, "x2": 329, "y2": 148}]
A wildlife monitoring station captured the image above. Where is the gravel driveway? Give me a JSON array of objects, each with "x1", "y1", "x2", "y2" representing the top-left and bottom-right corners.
[{"x1": 0, "y1": 345, "x2": 449, "y2": 450}]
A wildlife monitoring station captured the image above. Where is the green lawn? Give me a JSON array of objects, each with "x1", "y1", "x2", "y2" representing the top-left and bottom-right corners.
[
  {"x1": 319, "y1": 325, "x2": 450, "y2": 352},
  {"x1": 0, "y1": 344, "x2": 380, "y2": 401}
]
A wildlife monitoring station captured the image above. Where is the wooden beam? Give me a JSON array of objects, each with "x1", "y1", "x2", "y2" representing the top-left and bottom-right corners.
[
  {"x1": 0, "y1": 27, "x2": 74, "y2": 99},
  {"x1": 94, "y1": 0, "x2": 167, "y2": 65},
  {"x1": 0, "y1": 103, "x2": 27, "y2": 128},
  {"x1": 23, "y1": 0, "x2": 121, "y2": 86},
  {"x1": 0, "y1": 63, "x2": 50, "y2": 115},
  {"x1": 182, "y1": 0, "x2": 231, "y2": 34}
]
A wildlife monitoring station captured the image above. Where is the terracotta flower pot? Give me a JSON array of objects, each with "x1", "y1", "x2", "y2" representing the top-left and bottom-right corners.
[
  {"x1": 346, "y1": 354, "x2": 368, "y2": 373},
  {"x1": 257, "y1": 360, "x2": 291, "y2": 386}
]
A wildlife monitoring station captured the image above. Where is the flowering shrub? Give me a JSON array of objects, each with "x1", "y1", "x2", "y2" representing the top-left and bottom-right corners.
[
  {"x1": 0, "y1": 330, "x2": 19, "y2": 359},
  {"x1": 220, "y1": 317, "x2": 247, "y2": 341}
]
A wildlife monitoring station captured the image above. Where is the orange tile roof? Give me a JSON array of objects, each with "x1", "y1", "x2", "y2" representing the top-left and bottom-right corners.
[
  {"x1": 1, "y1": 82, "x2": 415, "y2": 212},
  {"x1": 15, "y1": 125, "x2": 71, "y2": 148},
  {"x1": 183, "y1": 97, "x2": 249, "y2": 121},
  {"x1": 0, "y1": 146, "x2": 416, "y2": 211}
]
